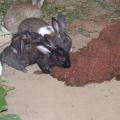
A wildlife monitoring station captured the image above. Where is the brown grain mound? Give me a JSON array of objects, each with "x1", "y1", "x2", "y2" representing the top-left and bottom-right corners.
[{"x1": 50, "y1": 20, "x2": 120, "y2": 86}]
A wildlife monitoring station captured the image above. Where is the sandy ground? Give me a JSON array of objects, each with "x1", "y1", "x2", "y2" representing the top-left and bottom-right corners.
[{"x1": 0, "y1": 31, "x2": 120, "y2": 120}]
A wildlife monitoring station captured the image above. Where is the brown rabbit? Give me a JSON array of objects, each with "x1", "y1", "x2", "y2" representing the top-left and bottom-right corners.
[{"x1": 3, "y1": 0, "x2": 44, "y2": 33}]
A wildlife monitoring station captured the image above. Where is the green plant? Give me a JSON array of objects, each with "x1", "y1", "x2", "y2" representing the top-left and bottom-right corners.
[
  {"x1": 0, "y1": 114, "x2": 21, "y2": 120},
  {"x1": 0, "y1": 79, "x2": 21, "y2": 120},
  {"x1": 0, "y1": 87, "x2": 8, "y2": 112}
]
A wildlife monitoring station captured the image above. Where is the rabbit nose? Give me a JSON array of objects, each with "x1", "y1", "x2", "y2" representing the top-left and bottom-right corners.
[{"x1": 63, "y1": 60, "x2": 71, "y2": 68}]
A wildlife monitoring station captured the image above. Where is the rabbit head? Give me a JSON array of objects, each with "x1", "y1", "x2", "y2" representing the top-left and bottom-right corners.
[
  {"x1": 51, "y1": 14, "x2": 72, "y2": 52},
  {"x1": 1, "y1": 46, "x2": 28, "y2": 72},
  {"x1": 41, "y1": 34, "x2": 71, "y2": 68}
]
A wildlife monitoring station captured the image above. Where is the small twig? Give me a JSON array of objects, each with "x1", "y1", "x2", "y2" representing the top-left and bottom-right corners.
[
  {"x1": 0, "y1": 25, "x2": 16, "y2": 36},
  {"x1": 0, "y1": 33, "x2": 13, "y2": 36}
]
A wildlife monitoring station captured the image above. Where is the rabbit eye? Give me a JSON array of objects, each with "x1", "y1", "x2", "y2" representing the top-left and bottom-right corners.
[
  {"x1": 53, "y1": 55, "x2": 65, "y2": 62},
  {"x1": 57, "y1": 56, "x2": 65, "y2": 61}
]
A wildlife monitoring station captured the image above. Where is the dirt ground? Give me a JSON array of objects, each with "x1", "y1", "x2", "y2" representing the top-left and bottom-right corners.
[{"x1": 0, "y1": 23, "x2": 120, "y2": 120}]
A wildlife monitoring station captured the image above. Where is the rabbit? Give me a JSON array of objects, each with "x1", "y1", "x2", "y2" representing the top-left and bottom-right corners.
[
  {"x1": 1, "y1": 46, "x2": 28, "y2": 72},
  {"x1": 3, "y1": 0, "x2": 44, "y2": 33},
  {"x1": 18, "y1": 14, "x2": 72, "y2": 52},
  {"x1": 0, "y1": 31, "x2": 42, "y2": 72},
  {"x1": 18, "y1": 17, "x2": 52, "y2": 36},
  {"x1": 1, "y1": 31, "x2": 71, "y2": 73}
]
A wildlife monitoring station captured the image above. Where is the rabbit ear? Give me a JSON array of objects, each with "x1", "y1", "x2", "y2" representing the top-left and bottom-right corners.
[
  {"x1": 36, "y1": 45, "x2": 51, "y2": 54},
  {"x1": 38, "y1": 0, "x2": 45, "y2": 8},
  {"x1": 57, "y1": 14, "x2": 66, "y2": 32},
  {"x1": 20, "y1": 40, "x2": 25, "y2": 53},
  {"x1": 52, "y1": 18, "x2": 61, "y2": 33},
  {"x1": 32, "y1": 0, "x2": 45, "y2": 8}
]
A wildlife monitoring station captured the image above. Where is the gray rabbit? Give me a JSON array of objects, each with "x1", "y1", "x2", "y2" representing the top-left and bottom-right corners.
[
  {"x1": 18, "y1": 14, "x2": 72, "y2": 52},
  {"x1": 1, "y1": 31, "x2": 71, "y2": 73},
  {"x1": 1, "y1": 46, "x2": 28, "y2": 72}
]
